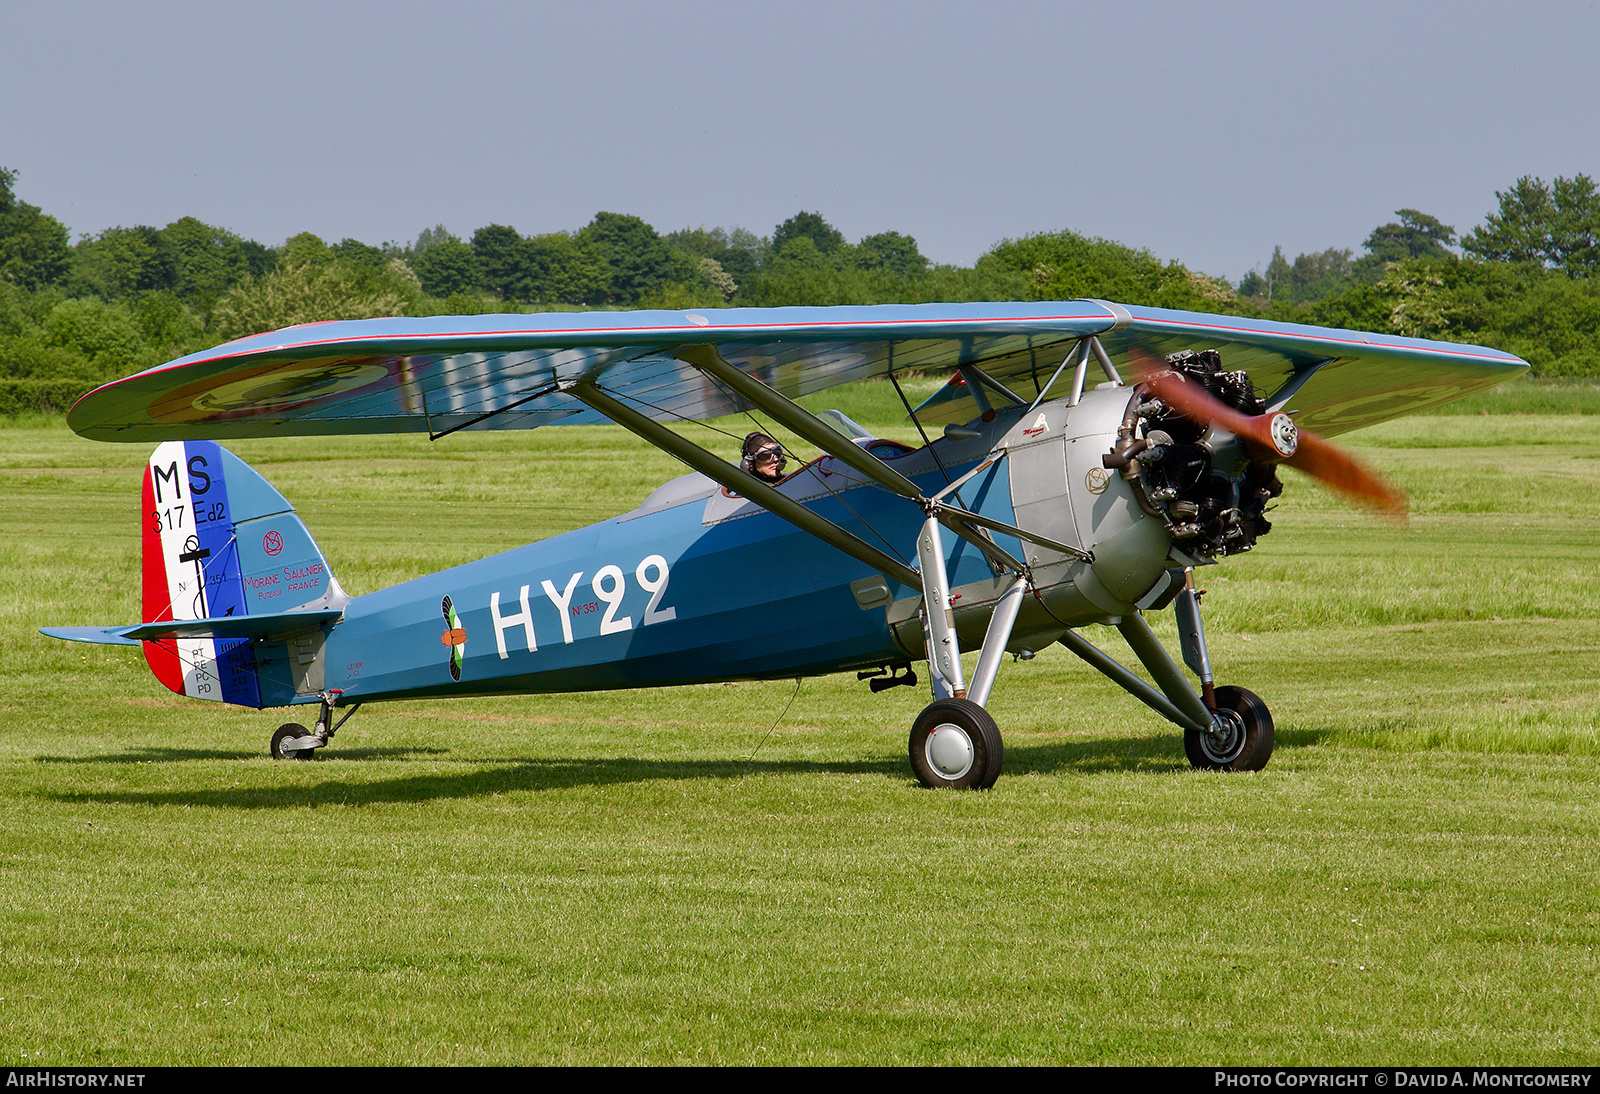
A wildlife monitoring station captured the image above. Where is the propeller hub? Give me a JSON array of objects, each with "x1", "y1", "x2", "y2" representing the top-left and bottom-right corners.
[{"x1": 1268, "y1": 413, "x2": 1298, "y2": 458}]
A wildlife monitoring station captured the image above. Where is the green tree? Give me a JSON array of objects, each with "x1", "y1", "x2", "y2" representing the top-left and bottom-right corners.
[
  {"x1": 665, "y1": 225, "x2": 767, "y2": 288},
  {"x1": 1466, "y1": 265, "x2": 1600, "y2": 375},
  {"x1": 43, "y1": 297, "x2": 150, "y2": 373},
  {"x1": 980, "y1": 229, "x2": 1234, "y2": 309},
  {"x1": 333, "y1": 238, "x2": 387, "y2": 270},
  {"x1": 128, "y1": 291, "x2": 205, "y2": 357},
  {"x1": 854, "y1": 231, "x2": 928, "y2": 277},
  {"x1": 1365, "y1": 209, "x2": 1457, "y2": 263},
  {"x1": 522, "y1": 233, "x2": 609, "y2": 305},
  {"x1": 278, "y1": 231, "x2": 333, "y2": 268},
  {"x1": 411, "y1": 236, "x2": 483, "y2": 297},
  {"x1": 471, "y1": 225, "x2": 527, "y2": 300},
  {"x1": 1262, "y1": 246, "x2": 1292, "y2": 301},
  {"x1": 1463, "y1": 174, "x2": 1600, "y2": 277},
  {"x1": 208, "y1": 259, "x2": 414, "y2": 342},
  {"x1": 0, "y1": 167, "x2": 72, "y2": 290},
  {"x1": 773, "y1": 211, "x2": 846, "y2": 258},
  {"x1": 1249, "y1": 245, "x2": 1354, "y2": 303},
  {"x1": 720, "y1": 227, "x2": 766, "y2": 284},
  {"x1": 769, "y1": 235, "x2": 832, "y2": 272},
  {"x1": 697, "y1": 257, "x2": 737, "y2": 301},
  {"x1": 1348, "y1": 209, "x2": 1456, "y2": 285},
  {"x1": 412, "y1": 225, "x2": 457, "y2": 254},
  {"x1": 157, "y1": 217, "x2": 259, "y2": 302},
  {"x1": 468, "y1": 224, "x2": 609, "y2": 305},
  {"x1": 70, "y1": 225, "x2": 170, "y2": 299},
  {"x1": 1289, "y1": 247, "x2": 1354, "y2": 300},
  {"x1": 576, "y1": 212, "x2": 688, "y2": 305}
]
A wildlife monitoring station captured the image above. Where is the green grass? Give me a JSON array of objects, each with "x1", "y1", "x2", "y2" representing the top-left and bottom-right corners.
[
  {"x1": 4, "y1": 388, "x2": 1600, "y2": 1064},
  {"x1": 1414, "y1": 374, "x2": 1600, "y2": 415}
]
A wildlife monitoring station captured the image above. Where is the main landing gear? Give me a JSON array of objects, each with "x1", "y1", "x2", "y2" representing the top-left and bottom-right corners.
[
  {"x1": 905, "y1": 521, "x2": 1275, "y2": 788},
  {"x1": 1057, "y1": 571, "x2": 1275, "y2": 775},
  {"x1": 910, "y1": 698, "x2": 1003, "y2": 789},
  {"x1": 1184, "y1": 685, "x2": 1274, "y2": 772},
  {"x1": 908, "y1": 517, "x2": 1027, "y2": 790},
  {"x1": 269, "y1": 690, "x2": 360, "y2": 760}
]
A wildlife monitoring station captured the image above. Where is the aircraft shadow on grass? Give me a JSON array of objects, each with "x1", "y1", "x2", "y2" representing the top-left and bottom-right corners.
[
  {"x1": 1014, "y1": 725, "x2": 1334, "y2": 770},
  {"x1": 34, "y1": 745, "x2": 450, "y2": 764},
  {"x1": 41, "y1": 732, "x2": 1329, "y2": 810}
]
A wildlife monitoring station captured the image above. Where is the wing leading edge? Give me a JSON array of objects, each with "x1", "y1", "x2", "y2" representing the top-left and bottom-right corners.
[{"x1": 66, "y1": 300, "x2": 1527, "y2": 442}]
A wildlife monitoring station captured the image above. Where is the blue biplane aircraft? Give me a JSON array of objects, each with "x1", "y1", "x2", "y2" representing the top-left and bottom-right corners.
[{"x1": 43, "y1": 300, "x2": 1526, "y2": 787}]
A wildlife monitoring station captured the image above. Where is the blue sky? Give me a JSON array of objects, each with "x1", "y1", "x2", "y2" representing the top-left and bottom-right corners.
[{"x1": 4, "y1": 0, "x2": 1597, "y2": 282}]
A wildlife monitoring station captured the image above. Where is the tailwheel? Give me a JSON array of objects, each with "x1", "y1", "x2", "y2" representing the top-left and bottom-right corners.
[
  {"x1": 270, "y1": 722, "x2": 318, "y2": 761},
  {"x1": 909, "y1": 698, "x2": 1004, "y2": 790},
  {"x1": 1184, "y1": 685, "x2": 1274, "y2": 772}
]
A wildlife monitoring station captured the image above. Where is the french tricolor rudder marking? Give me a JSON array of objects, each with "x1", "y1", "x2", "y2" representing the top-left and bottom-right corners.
[{"x1": 140, "y1": 440, "x2": 260, "y2": 706}]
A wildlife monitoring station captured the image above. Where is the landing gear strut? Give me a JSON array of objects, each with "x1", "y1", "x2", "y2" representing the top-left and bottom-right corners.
[
  {"x1": 1057, "y1": 569, "x2": 1275, "y2": 773},
  {"x1": 909, "y1": 516, "x2": 1028, "y2": 789},
  {"x1": 269, "y1": 691, "x2": 360, "y2": 760}
]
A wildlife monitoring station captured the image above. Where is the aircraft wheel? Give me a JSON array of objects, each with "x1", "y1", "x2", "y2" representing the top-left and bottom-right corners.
[
  {"x1": 270, "y1": 723, "x2": 316, "y2": 761},
  {"x1": 1184, "y1": 686, "x2": 1274, "y2": 772},
  {"x1": 909, "y1": 698, "x2": 1004, "y2": 790}
]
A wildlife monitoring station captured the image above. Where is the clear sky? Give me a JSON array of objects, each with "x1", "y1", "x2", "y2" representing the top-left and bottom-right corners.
[{"x1": 3, "y1": 0, "x2": 1597, "y2": 282}]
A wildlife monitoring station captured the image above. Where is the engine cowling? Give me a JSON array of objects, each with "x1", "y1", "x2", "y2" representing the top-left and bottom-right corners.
[{"x1": 888, "y1": 352, "x2": 1281, "y2": 658}]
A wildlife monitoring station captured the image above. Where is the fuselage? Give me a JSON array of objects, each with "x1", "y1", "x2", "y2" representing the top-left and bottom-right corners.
[
  {"x1": 309, "y1": 388, "x2": 1175, "y2": 707},
  {"x1": 323, "y1": 439, "x2": 990, "y2": 702}
]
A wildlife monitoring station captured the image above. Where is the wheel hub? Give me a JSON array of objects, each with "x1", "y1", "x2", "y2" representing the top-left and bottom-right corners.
[
  {"x1": 1201, "y1": 708, "x2": 1247, "y2": 764},
  {"x1": 925, "y1": 723, "x2": 975, "y2": 779}
]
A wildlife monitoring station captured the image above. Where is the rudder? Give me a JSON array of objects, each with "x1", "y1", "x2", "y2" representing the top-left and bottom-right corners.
[{"x1": 140, "y1": 440, "x2": 346, "y2": 706}]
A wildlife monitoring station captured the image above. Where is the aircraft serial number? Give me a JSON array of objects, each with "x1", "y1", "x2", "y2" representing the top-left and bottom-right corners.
[{"x1": 487, "y1": 554, "x2": 677, "y2": 660}]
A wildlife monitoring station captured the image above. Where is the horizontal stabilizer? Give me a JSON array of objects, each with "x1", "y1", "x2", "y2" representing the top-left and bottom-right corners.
[
  {"x1": 39, "y1": 625, "x2": 142, "y2": 647},
  {"x1": 43, "y1": 608, "x2": 341, "y2": 647},
  {"x1": 118, "y1": 609, "x2": 344, "y2": 642}
]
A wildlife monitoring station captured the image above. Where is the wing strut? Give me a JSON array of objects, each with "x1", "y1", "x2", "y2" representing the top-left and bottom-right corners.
[
  {"x1": 673, "y1": 344, "x2": 926, "y2": 501},
  {"x1": 564, "y1": 380, "x2": 922, "y2": 590},
  {"x1": 1264, "y1": 359, "x2": 1332, "y2": 412},
  {"x1": 672, "y1": 344, "x2": 1063, "y2": 573}
]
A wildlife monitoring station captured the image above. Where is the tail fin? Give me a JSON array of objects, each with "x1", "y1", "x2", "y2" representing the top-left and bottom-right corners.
[{"x1": 140, "y1": 440, "x2": 347, "y2": 705}]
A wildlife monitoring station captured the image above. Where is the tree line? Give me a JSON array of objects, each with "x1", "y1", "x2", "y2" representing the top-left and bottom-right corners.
[
  {"x1": 1237, "y1": 176, "x2": 1600, "y2": 377},
  {"x1": 3, "y1": 164, "x2": 1598, "y2": 415}
]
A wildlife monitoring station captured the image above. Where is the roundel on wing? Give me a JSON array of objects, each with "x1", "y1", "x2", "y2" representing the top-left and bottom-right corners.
[{"x1": 148, "y1": 356, "x2": 399, "y2": 424}]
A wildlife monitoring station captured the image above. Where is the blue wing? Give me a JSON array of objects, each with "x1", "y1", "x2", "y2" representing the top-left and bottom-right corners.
[{"x1": 66, "y1": 300, "x2": 1527, "y2": 442}]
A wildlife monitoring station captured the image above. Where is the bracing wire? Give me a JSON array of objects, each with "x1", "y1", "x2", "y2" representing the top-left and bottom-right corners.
[
  {"x1": 744, "y1": 675, "x2": 803, "y2": 764},
  {"x1": 602, "y1": 384, "x2": 912, "y2": 565},
  {"x1": 889, "y1": 370, "x2": 970, "y2": 510}
]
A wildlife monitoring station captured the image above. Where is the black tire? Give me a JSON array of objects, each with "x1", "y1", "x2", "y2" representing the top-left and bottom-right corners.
[
  {"x1": 270, "y1": 723, "x2": 316, "y2": 761},
  {"x1": 1184, "y1": 685, "x2": 1274, "y2": 772},
  {"x1": 909, "y1": 698, "x2": 1004, "y2": 790}
]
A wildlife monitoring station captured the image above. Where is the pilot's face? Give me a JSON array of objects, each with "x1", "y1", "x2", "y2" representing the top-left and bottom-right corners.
[{"x1": 753, "y1": 446, "x2": 782, "y2": 478}]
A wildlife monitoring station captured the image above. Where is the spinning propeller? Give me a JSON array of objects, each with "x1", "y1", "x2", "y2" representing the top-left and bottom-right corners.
[{"x1": 1130, "y1": 350, "x2": 1407, "y2": 518}]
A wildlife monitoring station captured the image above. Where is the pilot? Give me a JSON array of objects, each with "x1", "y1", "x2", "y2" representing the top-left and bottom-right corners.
[{"x1": 741, "y1": 432, "x2": 788, "y2": 483}]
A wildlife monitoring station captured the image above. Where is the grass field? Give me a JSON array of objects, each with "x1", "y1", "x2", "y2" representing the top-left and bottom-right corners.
[{"x1": 3, "y1": 382, "x2": 1599, "y2": 1065}]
